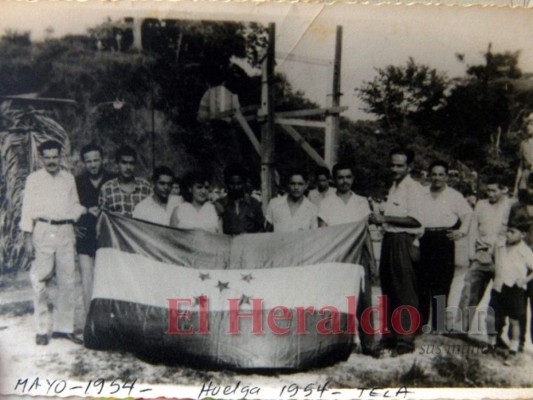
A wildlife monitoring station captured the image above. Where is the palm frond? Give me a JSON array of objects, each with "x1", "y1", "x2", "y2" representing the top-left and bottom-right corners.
[{"x1": 0, "y1": 103, "x2": 70, "y2": 274}]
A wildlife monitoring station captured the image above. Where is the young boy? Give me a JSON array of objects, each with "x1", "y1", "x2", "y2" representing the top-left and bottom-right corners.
[{"x1": 488, "y1": 220, "x2": 533, "y2": 362}]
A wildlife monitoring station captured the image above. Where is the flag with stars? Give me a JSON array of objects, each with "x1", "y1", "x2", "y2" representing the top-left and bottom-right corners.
[{"x1": 84, "y1": 211, "x2": 369, "y2": 370}]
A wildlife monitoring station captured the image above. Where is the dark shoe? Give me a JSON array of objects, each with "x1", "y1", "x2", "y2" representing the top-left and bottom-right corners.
[
  {"x1": 361, "y1": 346, "x2": 382, "y2": 359},
  {"x1": 482, "y1": 344, "x2": 495, "y2": 354},
  {"x1": 36, "y1": 334, "x2": 49, "y2": 346},
  {"x1": 495, "y1": 337, "x2": 510, "y2": 350},
  {"x1": 444, "y1": 330, "x2": 468, "y2": 341},
  {"x1": 52, "y1": 332, "x2": 83, "y2": 345},
  {"x1": 379, "y1": 338, "x2": 397, "y2": 350},
  {"x1": 396, "y1": 345, "x2": 415, "y2": 356}
]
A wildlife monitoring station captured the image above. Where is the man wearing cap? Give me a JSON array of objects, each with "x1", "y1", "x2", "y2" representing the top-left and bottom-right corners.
[{"x1": 20, "y1": 140, "x2": 86, "y2": 345}]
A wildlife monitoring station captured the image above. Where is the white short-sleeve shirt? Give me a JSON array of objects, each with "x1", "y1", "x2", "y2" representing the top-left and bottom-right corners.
[
  {"x1": 173, "y1": 202, "x2": 219, "y2": 233},
  {"x1": 419, "y1": 186, "x2": 472, "y2": 229},
  {"x1": 318, "y1": 191, "x2": 371, "y2": 226},
  {"x1": 265, "y1": 195, "x2": 318, "y2": 232}
]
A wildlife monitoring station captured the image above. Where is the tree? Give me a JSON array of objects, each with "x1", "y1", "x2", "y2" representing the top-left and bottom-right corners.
[
  {"x1": 440, "y1": 45, "x2": 525, "y2": 174},
  {"x1": 357, "y1": 58, "x2": 448, "y2": 134}
]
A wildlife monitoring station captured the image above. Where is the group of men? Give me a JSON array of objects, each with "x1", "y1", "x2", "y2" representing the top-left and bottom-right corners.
[{"x1": 19, "y1": 137, "x2": 532, "y2": 359}]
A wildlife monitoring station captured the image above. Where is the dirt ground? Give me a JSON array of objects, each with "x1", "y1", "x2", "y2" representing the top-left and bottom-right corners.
[{"x1": 1, "y1": 269, "x2": 532, "y2": 398}]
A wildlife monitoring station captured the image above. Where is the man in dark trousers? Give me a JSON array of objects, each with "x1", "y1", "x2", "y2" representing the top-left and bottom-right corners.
[
  {"x1": 418, "y1": 160, "x2": 472, "y2": 333},
  {"x1": 75, "y1": 143, "x2": 114, "y2": 314},
  {"x1": 370, "y1": 148, "x2": 424, "y2": 355}
]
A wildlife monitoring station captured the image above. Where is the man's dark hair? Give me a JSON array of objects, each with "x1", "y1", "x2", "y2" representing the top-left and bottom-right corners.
[
  {"x1": 509, "y1": 214, "x2": 531, "y2": 234},
  {"x1": 390, "y1": 147, "x2": 415, "y2": 165},
  {"x1": 286, "y1": 168, "x2": 308, "y2": 183},
  {"x1": 315, "y1": 166, "x2": 331, "y2": 180},
  {"x1": 80, "y1": 143, "x2": 103, "y2": 161},
  {"x1": 486, "y1": 175, "x2": 507, "y2": 189},
  {"x1": 224, "y1": 164, "x2": 248, "y2": 184},
  {"x1": 428, "y1": 160, "x2": 449, "y2": 174},
  {"x1": 152, "y1": 166, "x2": 175, "y2": 182},
  {"x1": 39, "y1": 140, "x2": 62, "y2": 155},
  {"x1": 181, "y1": 170, "x2": 211, "y2": 202},
  {"x1": 115, "y1": 145, "x2": 137, "y2": 163},
  {"x1": 332, "y1": 163, "x2": 353, "y2": 179}
]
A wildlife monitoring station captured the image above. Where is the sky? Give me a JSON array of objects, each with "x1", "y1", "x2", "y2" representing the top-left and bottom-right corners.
[{"x1": 1, "y1": 1, "x2": 532, "y2": 121}]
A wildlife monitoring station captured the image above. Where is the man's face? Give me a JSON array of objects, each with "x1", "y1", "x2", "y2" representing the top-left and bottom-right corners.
[
  {"x1": 334, "y1": 169, "x2": 353, "y2": 194},
  {"x1": 118, "y1": 155, "x2": 135, "y2": 180},
  {"x1": 42, "y1": 148, "x2": 60, "y2": 174},
  {"x1": 486, "y1": 183, "x2": 504, "y2": 204},
  {"x1": 430, "y1": 166, "x2": 448, "y2": 190},
  {"x1": 82, "y1": 150, "x2": 103, "y2": 177},
  {"x1": 288, "y1": 174, "x2": 307, "y2": 200},
  {"x1": 316, "y1": 174, "x2": 330, "y2": 192},
  {"x1": 389, "y1": 154, "x2": 410, "y2": 181},
  {"x1": 228, "y1": 175, "x2": 245, "y2": 199},
  {"x1": 154, "y1": 174, "x2": 173, "y2": 203},
  {"x1": 506, "y1": 227, "x2": 523, "y2": 245}
]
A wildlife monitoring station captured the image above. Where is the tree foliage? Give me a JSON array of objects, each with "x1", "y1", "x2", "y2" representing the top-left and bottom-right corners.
[
  {"x1": 357, "y1": 47, "x2": 531, "y2": 186},
  {"x1": 358, "y1": 58, "x2": 448, "y2": 133}
]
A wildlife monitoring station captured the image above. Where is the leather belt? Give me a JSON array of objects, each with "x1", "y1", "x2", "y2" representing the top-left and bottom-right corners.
[
  {"x1": 36, "y1": 218, "x2": 75, "y2": 225},
  {"x1": 424, "y1": 227, "x2": 452, "y2": 232}
]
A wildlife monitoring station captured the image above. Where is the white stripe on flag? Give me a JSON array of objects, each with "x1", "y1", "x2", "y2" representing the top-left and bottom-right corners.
[{"x1": 93, "y1": 248, "x2": 364, "y2": 312}]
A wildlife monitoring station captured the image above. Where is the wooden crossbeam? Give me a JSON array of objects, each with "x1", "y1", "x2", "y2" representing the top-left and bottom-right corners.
[
  {"x1": 279, "y1": 124, "x2": 327, "y2": 168},
  {"x1": 275, "y1": 118, "x2": 327, "y2": 129},
  {"x1": 234, "y1": 110, "x2": 261, "y2": 156},
  {"x1": 276, "y1": 106, "x2": 347, "y2": 119}
]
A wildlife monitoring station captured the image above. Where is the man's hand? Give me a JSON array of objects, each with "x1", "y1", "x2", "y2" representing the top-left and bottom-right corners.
[
  {"x1": 88, "y1": 206, "x2": 100, "y2": 217},
  {"x1": 369, "y1": 213, "x2": 386, "y2": 226},
  {"x1": 517, "y1": 278, "x2": 527, "y2": 288},
  {"x1": 447, "y1": 230, "x2": 466, "y2": 241}
]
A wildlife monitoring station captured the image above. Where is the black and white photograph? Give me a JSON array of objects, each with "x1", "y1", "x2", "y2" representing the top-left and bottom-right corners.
[{"x1": 0, "y1": 1, "x2": 532, "y2": 398}]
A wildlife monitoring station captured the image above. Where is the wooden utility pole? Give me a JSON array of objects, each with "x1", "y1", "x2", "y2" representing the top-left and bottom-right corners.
[
  {"x1": 325, "y1": 26, "x2": 343, "y2": 168},
  {"x1": 260, "y1": 23, "x2": 276, "y2": 210}
]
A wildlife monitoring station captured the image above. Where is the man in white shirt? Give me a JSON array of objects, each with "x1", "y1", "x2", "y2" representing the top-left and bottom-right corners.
[
  {"x1": 370, "y1": 148, "x2": 424, "y2": 355},
  {"x1": 265, "y1": 170, "x2": 318, "y2": 232},
  {"x1": 20, "y1": 140, "x2": 86, "y2": 346},
  {"x1": 318, "y1": 163, "x2": 379, "y2": 357},
  {"x1": 133, "y1": 166, "x2": 182, "y2": 226},
  {"x1": 418, "y1": 161, "x2": 472, "y2": 333},
  {"x1": 455, "y1": 175, "x2": 512, "y2": 336},
  {"x1": 308, "y1": 166, "x2": 334, "y2": 206}
]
